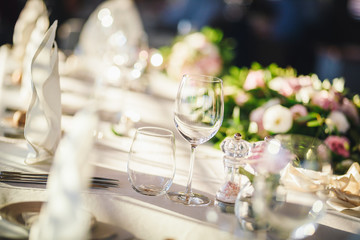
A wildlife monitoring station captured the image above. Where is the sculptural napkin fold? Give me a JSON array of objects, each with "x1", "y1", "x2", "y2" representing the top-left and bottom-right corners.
[
  {"x1": 281, "y1": 162, "x2": 360, "y2": 212},
  {"x1": 12, "y1": 0, "x2": 49, "y2": 63},
  {"x1": 281, "y1": 163, "x2": 330, "y2": 192},
  {"x1": 29, "y1": 106, "x2": 99, "y2": 240},
  {"x1": 11, "y1": 0, "x2": 49, "y2": 107},
  {"x1": 327, "y1": 162, "x2": 360, "y2": 212},
  {"x1": 24, "y1": 21, "x2": 61, "y2": 164}
]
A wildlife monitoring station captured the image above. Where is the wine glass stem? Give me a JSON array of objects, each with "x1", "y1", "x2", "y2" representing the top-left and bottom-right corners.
[{"x1": 185, "y1": 144, "x2": 197, "y2": 195}]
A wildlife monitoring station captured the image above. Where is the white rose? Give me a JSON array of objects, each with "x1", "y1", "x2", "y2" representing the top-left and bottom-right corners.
[
  {"x1": 263, "y1": 98, "x2": 281, "y2": 108},
  {"x1": 167, "y1": 42, "x2": 190, "y2": 80},
  {"x1": 184, "y1": 32, "x2": 207, "y2": 49},
  {"x1": 263, "y1": 104, "x2": 293, "y2": 133},
  {"x1": 268, "y1": 77, "x2": 286, "y2": 92},
  {"x1": 296, "y1": 86, "x2": 314, "y2": 104},
  {"x1": 326, "y1": 111, "x2": 350, "y2": 133}
]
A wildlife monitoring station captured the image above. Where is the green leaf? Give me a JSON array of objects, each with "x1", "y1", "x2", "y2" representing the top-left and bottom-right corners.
[
  {"x1": 201, "y1": 26, "x2": 223, "y2": 43},
  {"x1": 296, "y1": 113, "x2": 319, "y2": 122},
  {"x1": 251, "y1": 62, "x2": 262, "y2": 70},
  {"x1": 307, "y1": 120, "x2": 322, "y2": 127}
]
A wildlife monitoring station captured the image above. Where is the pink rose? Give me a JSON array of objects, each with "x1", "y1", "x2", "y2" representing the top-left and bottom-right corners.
[
  {"x1": 250, "y1": 107, "x2": 265, "y2": 125},
  {"x1": 235, "y1": 92, "x2": 249, "y2": 106},
  {"x1": 243, "y1": 70, "x2": 265, "y2": 91},
  {"x1": 340, "y1": 98, "x2": 359, "y2": 124},
  {"x1": 250, "y1": 107, "x2": 267, "y2": 137},
  {"x1": 278, "y1": 82, "x2": 294, "y2": 97},
  {"x1": 287, "y1": 77, "x2": 302, "y2": 93},
  {"x1": 324, "y1": 136, "x2": 350, "y2": 158},
  {"x1": 196, "y1": 55, "x2": 223, "y2": 76},
  {"x1": 290, "y1": 104, "x2": 308, "y2": 120},
  {"x1": 269, "y1": 77, "x2": 294, "y2": 97},
  {"x1": 311, "y1": 90, "x2": 340, "y2": 110},
  {"x1": 327, "y1": 111, "x2": 350, "y2": 133}
]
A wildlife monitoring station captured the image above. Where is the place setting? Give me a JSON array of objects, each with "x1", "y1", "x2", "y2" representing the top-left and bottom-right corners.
[
  {"x1": 0, "y1": 171, "x2": 119, "y2": 189},
  {"x1": 0, "y1": 0, "x2": 360, "y2": 239},
  {"x1": 0, "y1": 201, "x2": 133, "y2": 240},
  {"x1": 121, "y1": 71, "x2": 360, "y2": 240}
]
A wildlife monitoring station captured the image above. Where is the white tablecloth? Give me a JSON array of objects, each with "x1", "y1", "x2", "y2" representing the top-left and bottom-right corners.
[{"x1": 0, "y1": 74, "x2": 359, "y2": 240}]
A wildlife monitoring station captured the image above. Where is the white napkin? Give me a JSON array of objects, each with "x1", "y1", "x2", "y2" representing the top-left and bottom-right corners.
[
  {"x1": 29, "y1": 105, "x2": 99, "y2": 240},
  {"x1": 24, "y1": 21, "x2": 61, "y2": 164},
  {"x1": 281, "y1": 163, "x2": 331, "y2": 192},
  {"x1": 18, "y1": 0, "x2": 50, "y2": 106},
  {"x1": 12, "y1": 0, "x2": 49, "y2": 65},
  {"x1": 281, "y1": 162, "x2": 360, "y2": 213},
  {"x1": 327, "y1": 163, "x2": 360, "y2": 212}
]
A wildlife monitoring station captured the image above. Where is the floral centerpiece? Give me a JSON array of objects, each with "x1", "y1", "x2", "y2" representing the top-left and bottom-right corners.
[
  {"x1": 158, "y1": 27, "x2": 235, "y2": 81},
  {"x1": 157, "y1": 27, "x2": 359, "y2": 174},
  {"x1": 214, "y1": 62, "x2": 360, "y2": 174}
]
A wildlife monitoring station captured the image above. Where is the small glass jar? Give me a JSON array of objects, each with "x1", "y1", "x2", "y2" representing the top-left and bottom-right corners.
[{"x1": 215, "y1": 133, "x2": 252, "y2": 205}]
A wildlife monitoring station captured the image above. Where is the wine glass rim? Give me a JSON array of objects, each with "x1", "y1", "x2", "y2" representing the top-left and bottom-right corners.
[
  {"x1": 136, "y1": 126, "x2": 174, "y2": 137},
  {"x1": 182, "y1": 74, "x2": 223, "y2": 83}
]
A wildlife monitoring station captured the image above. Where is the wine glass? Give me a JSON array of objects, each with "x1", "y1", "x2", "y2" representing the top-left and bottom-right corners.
[
  {"x1": 109, "y1": 32, "x2": 148, "y2": 136},
  {"x1": 94, "y1": 31, "x2": 148, "y2": 137},
  {"x1": 251, "y1": 135, "x2": 332, "y2": 239},
  {"x1": 167, "y1": 74, "x2": 224, "y2": 206},
  {"x1": 128, "y1": 127, "x2": 176, "y2": 196}
]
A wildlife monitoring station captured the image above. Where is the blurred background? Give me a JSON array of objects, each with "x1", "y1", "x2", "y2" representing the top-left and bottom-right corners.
[{"x1": 1, "y1": 0, "x2": 360, "y2": 92}]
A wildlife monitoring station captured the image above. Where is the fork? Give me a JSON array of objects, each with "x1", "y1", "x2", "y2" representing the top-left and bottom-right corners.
[{"x1": 0, "y1": 171, "x2": 119, "y2": 188}]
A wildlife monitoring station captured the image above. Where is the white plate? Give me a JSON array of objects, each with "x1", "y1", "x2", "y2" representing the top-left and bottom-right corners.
[
  {"x1": 0, "y1": 201, "x2": 129, "y2": 239},
  {"x1": 0, "y1": 201, "x2": 110, "y2": 239}
]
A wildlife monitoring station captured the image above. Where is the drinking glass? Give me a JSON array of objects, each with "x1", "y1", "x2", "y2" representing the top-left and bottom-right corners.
[
  {"x1": 94, "y1": 31, "x2": 147, "y2": 137},
  {"x1": 167, "y1": 74, "x2": 224, "y2": 206},
  {"x1": 128, "y1": 127, "x2": 176, "y2": 196},
  {"x1": 251, "y1": 135, "x2": 332, "y2": 239}
]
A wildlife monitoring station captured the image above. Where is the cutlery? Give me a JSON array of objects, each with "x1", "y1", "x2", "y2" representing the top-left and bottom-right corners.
[
  {"x1": 0, "y1": 171, "x2": 119, "y2": 188},
  {"x1": 0, "y1": 179, "x2": 116, "y2": 189},
  {"x1": 1, "y1": 171, "x2": 118, "y2": 182}
]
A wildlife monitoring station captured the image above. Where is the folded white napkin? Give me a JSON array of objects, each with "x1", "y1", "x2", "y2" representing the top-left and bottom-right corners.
[
  {"x1": 12, "y1": 0, "x2": 49, "y2": 65},
  {"x1": 24, "y1": 21, "x2": 61, "y2": 164},
  {"x1": 29, "y1": 105, "x2": 99, "y2": 240},
  {"x1": 281, "y1": 163, "x2": 331, "y2": 192},
  {"x1": 327, "y1": 162, "x2": 360, "y2": 212},
  {"x1": 18, "y1": 0, "x2": 50, "y2": 106},
  {"x1": 281, "y1": 162, "x2": 360, "y2": 212}
]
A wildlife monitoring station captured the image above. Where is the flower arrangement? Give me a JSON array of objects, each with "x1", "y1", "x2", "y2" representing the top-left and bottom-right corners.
[
  {"x1": 214, "y1": 62, "x2": 360, "y2": 174},
  {"x1": 158, "y1": 27, "x2": 359, "y2": 174},
  {"x1": 158, "y1": 27, "x2": 235, "y2": 81}
]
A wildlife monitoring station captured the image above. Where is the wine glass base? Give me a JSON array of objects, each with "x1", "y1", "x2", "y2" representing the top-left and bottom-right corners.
[
  {"x1": 132, "y1": 185, "x2": 166, "y2": 196},
  {"x1": 167, "y1": 192, "x2": 211, "y2": 206}
]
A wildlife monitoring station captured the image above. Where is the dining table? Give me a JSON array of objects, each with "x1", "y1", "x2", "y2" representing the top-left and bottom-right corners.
[{"x1": 0, "y1": 70, "x2": 359, "y2": 240}]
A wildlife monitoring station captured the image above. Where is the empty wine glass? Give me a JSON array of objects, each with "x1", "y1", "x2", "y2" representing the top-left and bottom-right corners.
[
  {"x1": 167, "y1": 74, "x2": 224, "y2": 206},
  {"x1": 251, "y1": 135, "x2": 332, "y2": 239},
  {"x1": 128, "y1": 127, "x2": 176, "y2": 196},
  {"x1": 109, "y1": 33, "x2": 147, "y2": 136}
]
